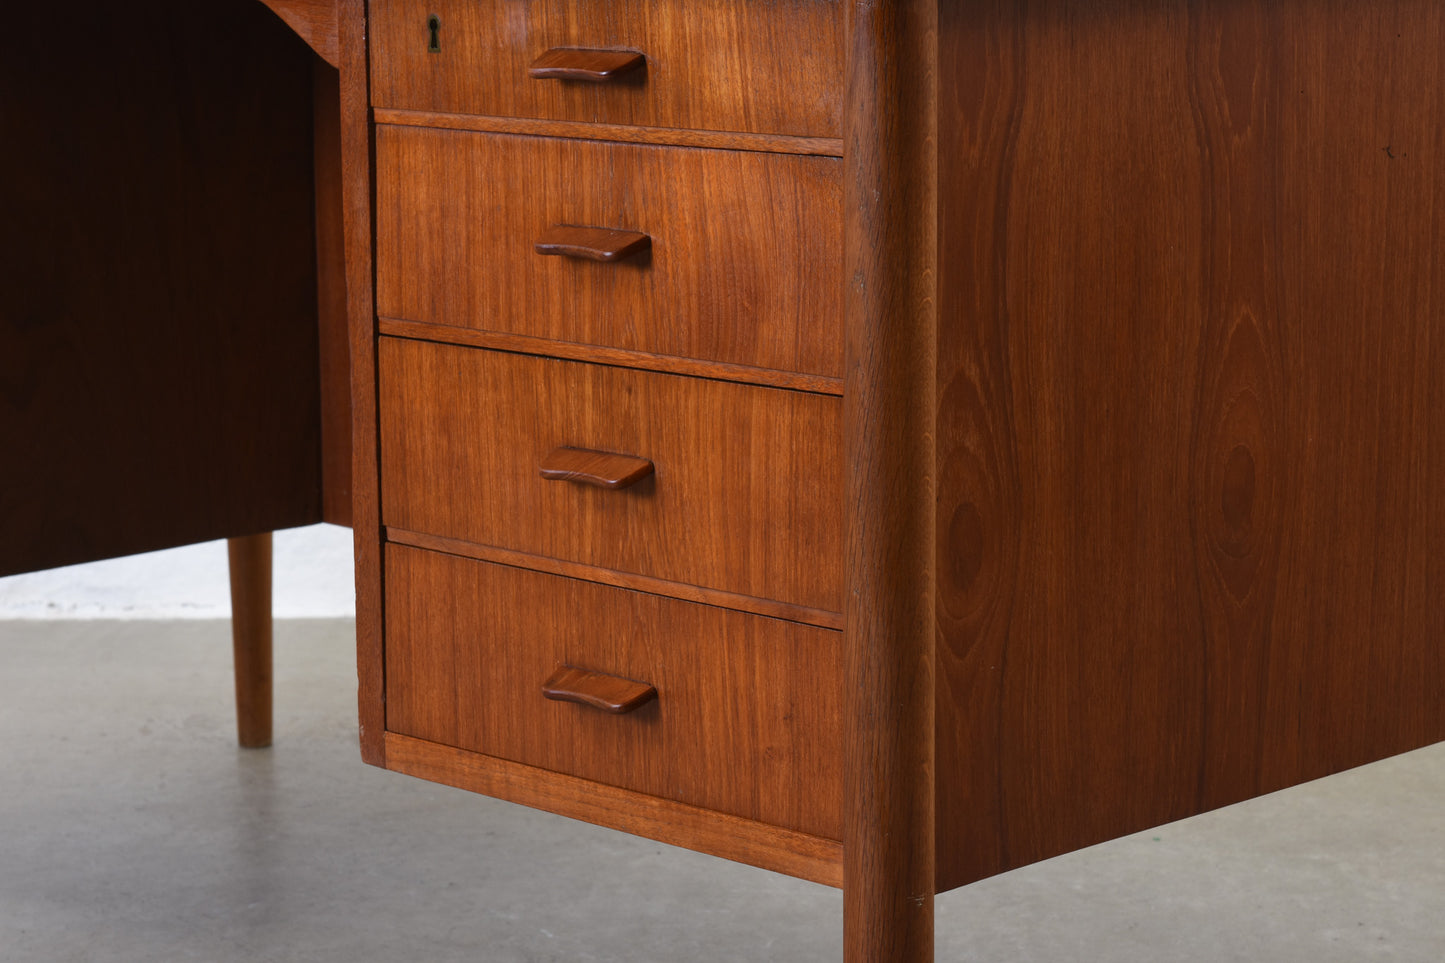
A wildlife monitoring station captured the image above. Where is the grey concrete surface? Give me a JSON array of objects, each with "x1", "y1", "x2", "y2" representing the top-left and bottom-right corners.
[{"x1": 0, "y1": 618, "x2": 1440, "y2": 962}]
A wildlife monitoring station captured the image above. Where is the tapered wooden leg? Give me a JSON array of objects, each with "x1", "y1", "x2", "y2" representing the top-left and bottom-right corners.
[{"x1": 227, "y1": 532, "x2": 273, "y2": 748}]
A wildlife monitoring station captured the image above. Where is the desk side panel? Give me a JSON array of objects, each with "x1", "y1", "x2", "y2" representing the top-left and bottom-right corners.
[
  {"x1": 0, "y1": 0, "x2": 324, "y2": 574},
  {"x1": 935, "y1": 0, "x2": 1445, "y2": 890}
]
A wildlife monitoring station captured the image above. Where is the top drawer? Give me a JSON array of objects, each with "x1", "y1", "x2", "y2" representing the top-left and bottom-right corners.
[{"x1": 368, "y1": 0, "x2": 845, "y2": 138}]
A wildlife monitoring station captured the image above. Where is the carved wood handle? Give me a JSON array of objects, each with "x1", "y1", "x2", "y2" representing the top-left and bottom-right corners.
[
  {"x1": 539, "y1": 447, "x2": 655, "y2": 489},
  {"x1": 534, "y1": 225, "x2": 652, "y2": 263},
  {"x1": 542, "y1": 666, "x2": 658, "y2": 714},
  {"x1": 528, "y1": 48, "x2": 646, "y2": 83}
]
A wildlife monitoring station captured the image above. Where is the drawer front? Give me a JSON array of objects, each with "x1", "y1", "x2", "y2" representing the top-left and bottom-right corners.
[
  {"x1": 369, "y1": 0, "x2": 844, "y2": 138},
  {"x1": 378, "y1": 338, "x2": 843, "y2": 612},
  {"x1": 375, "y1": 125, "x2": 843, "y2": 381},
  {"x1": 384, "y1": 545, "x2": 842, "y2": 839}
]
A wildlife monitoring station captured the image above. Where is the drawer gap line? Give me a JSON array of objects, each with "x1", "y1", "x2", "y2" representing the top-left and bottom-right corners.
[
  {"x1": 377, "y1": 319, "x2": 844, "y2": 396},
  {"x1": 384, "y1": 528, "x2": 845, "y2": 631},
  {"x1": 373, "y1": 109, "x2": 844, "y2": 157}
]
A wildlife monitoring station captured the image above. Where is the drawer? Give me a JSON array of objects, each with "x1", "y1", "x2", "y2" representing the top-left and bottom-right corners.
[
  {"x1": 375, "y1": 125, "x2": 843, "y2": 381},
  {"x1": 368, "y1": 0, "x2": 844, "y2": 138},
  {"x1": 384, "y1": 545, "x2": 842, "y2": 839},
  {"x1": 378, "y1": 337, "x2": 843, "y2": 613}
]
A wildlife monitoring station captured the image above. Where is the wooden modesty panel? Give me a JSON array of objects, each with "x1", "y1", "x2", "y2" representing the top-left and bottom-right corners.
[
  {"x1": 368, "y1": 0, "x2": 845, "y2": 138},
  {"x1": 0, "y1": 0, "x2": 325, "y2": 575},
  {"x1": 377, "y1": 337, "x2": 844, "y2": 613},
  {"x1": 375, "y1": 125, "x2": 844, "y2": 381},
  {"x1": 933, "y1": 0, "x2": 1445, "y2": 891},
  {"x1": 384, "y1": 545, "x2": 843, "y2": 840}
]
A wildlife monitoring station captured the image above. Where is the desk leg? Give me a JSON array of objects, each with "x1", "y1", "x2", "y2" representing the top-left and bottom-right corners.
[
  {"x1": 843, "y1": 0, "x2": 938, "y2": 958},
  {"x1": 227, "y1": 533, "x2": 274, "y2": 748}
]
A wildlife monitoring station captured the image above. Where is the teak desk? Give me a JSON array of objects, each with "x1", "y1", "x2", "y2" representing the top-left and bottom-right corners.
[{"x1": 7, "y1": 3, "x2": 1444, "y2": 962}]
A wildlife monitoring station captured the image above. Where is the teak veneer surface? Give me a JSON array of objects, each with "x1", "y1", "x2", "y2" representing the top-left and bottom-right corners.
[
  {"x1": 385, "y1": 545, "x2": 843, "y2": 839},
  {"x1": 377, "y1": 338, "x2": 844, "y2": 612},
  {"x1": 345, "y1": 0, "x2": 1445, "y2": 958},
  {"x1": 384, "y1": 733, "x2": 844, "y2": 886},
  {"x1": 368, "y1": 0, "x2": 845, "y2": 138},
  {"x1": 375, "y1": 126, "x2": 843, "y2": 380},
  {"x1": 933, "y1": 0, "x2": 1445, "y2": 890}
]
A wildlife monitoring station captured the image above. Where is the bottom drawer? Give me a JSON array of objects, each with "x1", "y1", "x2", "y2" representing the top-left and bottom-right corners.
[{"x1": 384, "y1": 545, "x2": 842, "y2": 841}]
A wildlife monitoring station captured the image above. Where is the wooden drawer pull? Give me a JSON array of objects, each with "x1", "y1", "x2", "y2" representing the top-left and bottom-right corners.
[
  {"x1": 542, "y1": 666, "x2": 657, "y2": 714},
  {"x1": 528, "y1": 48, "x2": 646, "y2": 83},
  {"x1": 534, "y1": 225, "x2": 652, "y2": 263},
  {"x1": 539, "y1": 446, "x2": 655, "y2": 489}
]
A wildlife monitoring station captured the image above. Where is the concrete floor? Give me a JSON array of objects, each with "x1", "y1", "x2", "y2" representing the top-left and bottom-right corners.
[{"x1": 0, "y1": 619, "x2": 1441, "y2": 962}]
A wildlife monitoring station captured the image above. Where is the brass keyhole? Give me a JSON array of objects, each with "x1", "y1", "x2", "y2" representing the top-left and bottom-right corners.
[{"x1": 427, "y1": 14, "x2": 441, "y2": 53}]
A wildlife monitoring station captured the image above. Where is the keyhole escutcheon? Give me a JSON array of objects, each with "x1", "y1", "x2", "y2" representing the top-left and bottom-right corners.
[{"x1": 427, "y1": 14, "x2": 441, "y2": 53}]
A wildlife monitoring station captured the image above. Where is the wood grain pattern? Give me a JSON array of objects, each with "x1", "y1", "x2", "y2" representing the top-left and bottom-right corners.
[
  {"x1": 384, "y1": 545, "x2": 843, "y2": 839},
  {"x1": 0, "y1": 0, "x2": 322, "y2": 576},
  {"x1": 358, "y1": 10, "x2": 1445, "y2": 960},
  {"x1": 539, "y1": 447, "x2": 655, "y2": 490},
  {"x1": 842, "y1": 0, "x2": 938, "y2": 959},
  {"x1": 378, "y1": 338, "x2": 843, "y2": 612},
  {"x1": 541, "y1": 666, "x2": 658, "y2": 714},
  {"x1": 373, "y1": 108, "x2": 845, "y2": 157},
  {"x1": 934, "y1": 0, "x2": 1445, "y2": 891},
  {"x1": 377, "y1": 318, "x2": 844, "y2": 395},
  {"x1": 369, "y1": 0, "x2": 844, "y2": 137},
  {"x1": 375, "y1": 126, "x2": 842, "y2": 380},
  {"x1": 385, "y1": 529, "x2": 845, "y2": 630},
  {"x1": 384, "y1": 732, "x2": 844, "y2": 886}
]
